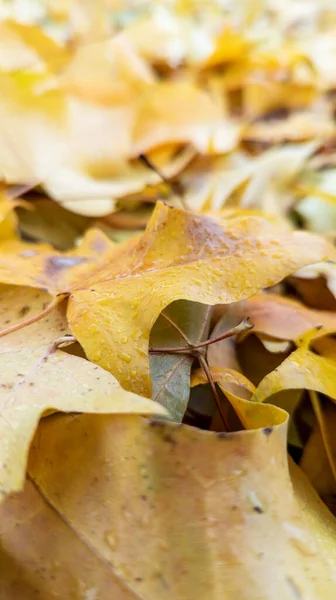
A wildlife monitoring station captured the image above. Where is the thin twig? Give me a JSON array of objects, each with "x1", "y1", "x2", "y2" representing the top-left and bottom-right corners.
[
  {"x1": 149, "y1": 347, "x2": 191, "y2": 355},
  {"x1": 161, "y1": 311, "x2": 191, "y2": 344},
  {"x1": 149, "y1": 316, "x2": 252, "y2": 430},
  {"x1": 192, "y1": 318, "x2": 253, "y2": 350},
  {"x1": 309, "y1": 390, "x2": 336, "y2": 485},
  {"x1": 0, "y1": 294, "x2": 68, "y2": 339},
  {"x1": 139, "y1": 153, "x2": 189, "y2": 210},
  {"x1": 149, "y1": 318, "x2": 253, "y2": 354},
  {"x1": 198, "y1": 353, "x2": 229, "y2": 431}
]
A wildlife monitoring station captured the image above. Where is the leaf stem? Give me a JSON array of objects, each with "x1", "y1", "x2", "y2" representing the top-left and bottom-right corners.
[
  {"x1": 161, "y1": 311, "x2": 191, "y2": 344},
  {"x1": 0, "y1": 294, "x2": 67, "y2": 339},
  {"x1": 139, "y1": 153, "x2": 189, "y2": 210},
  {"x1": 309, "y1": 390, "x2": 336, "y2": 485},
  {"x1": 192, "y1": 318, "x2": 253, "y2": 350},
  {"x1": 149, "y1": 315, "x2": 250, "y2": 431},
  {"x1": 198, "y1": 353, "x2": 229, "y2": 432},
  {"x1": 149, "y1": 318, "x2": 252, "y2": 354}
]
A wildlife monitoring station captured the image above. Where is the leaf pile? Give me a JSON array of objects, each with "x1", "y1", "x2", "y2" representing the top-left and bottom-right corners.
[{"x1": 1, "y1": 1, "x2": 336, "y2": 598}]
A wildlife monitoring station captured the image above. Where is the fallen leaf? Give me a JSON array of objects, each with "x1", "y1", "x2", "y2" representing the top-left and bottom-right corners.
[
  {"x1": 0, "y1": 284, "x2": 69, "y2": 350},
  {"x1": 0, "y1": 277, "x2": 166, "y2": 501},
  {"x1": 238, "y1": 293, "x2": 336, "y2": 343},
  {"x1": 253, "y1": 339, "x2": 336, "y2": 406},
  {"x1": 300, "y1": 401, "x2": 336, "y2": 499},
  {"x1": 67, "y1": 202, "x2": 336, "y2": 395},
  {"x1": 0, "y1": 227, "x2": 113, "y2": 292},
  {"x1": 0, "y1": 340, "x2": 166, "y2": 500},
  {"x1": 290, "y1": 262, "x2": 336, "y2": 310},
  {"x1": 0, "y1": 411, "x2": 334, "y2": 598}
]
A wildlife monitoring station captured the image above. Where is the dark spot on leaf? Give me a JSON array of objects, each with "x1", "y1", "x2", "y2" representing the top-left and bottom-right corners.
[
  {"x1": 149, "y1": 420, "x2": 165, "y2": 428},
  {"x1": 216, "y1": 431, "x2": 234, "y2": 439},
  {"x1": 140, "y1": 495, "x2": 148, "y2": 501},
  {"x1": 231, "y1": 505, "x2": 238, "y2": 510},
  {"x1": 18, "y1": 305, "x2": 29, "y2": 318},
  {"x1": 45, "y1": 256, "x2": 88, "y2": 275},
  {"x1": 28, "y1": 382, "x2": 34, "y2": 387},
  {"x1": 163, "y1": 433, "x2": 176, "y2": 445},
  {"x1": 253, "y1": 506, "x2": 264, "y2": 514},
  {"x1": 135, "y1": 577, "x2": 143, "y2": 582},
  {"x1": 263, "y1": 427, "x2": 273, "y2": 436},
  {"x1": 4, "y1": 320, "x2": 10, "y2": 324},
  {"x1": 1, "y1": 383, "x2": 13, "y2": 389}
]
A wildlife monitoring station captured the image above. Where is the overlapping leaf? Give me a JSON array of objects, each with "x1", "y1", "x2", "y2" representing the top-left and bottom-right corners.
[
  {"x1": 0, "y1": 286, "x2": 166, "y2": 500},
  {"x1": 0, "y1": 203, "x2": 333, "y2": 396},
  {"x1": 1, "y1": 407, "x2": 336, "y2": 599},
  {"x1": 1, "y1": 3, "x2": 336, "y2": 599},
  {"x1": 67, "y1": 203, "x2": 336, "y2": 395}
]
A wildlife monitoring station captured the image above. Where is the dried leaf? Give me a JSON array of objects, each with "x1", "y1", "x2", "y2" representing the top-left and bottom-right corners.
[
  {"x1": 253, "y1": 343, "x2": 336, "y2": 405},
  {"x1": 0, "y1": 411, "x2": 335, "y2": 598},
  {"x1": 0, "y1": 228, "x2": 113, "y2": 292},
  {"x1": 66, "y1": 202, "x2": 336, "y2": 395},
  {"x1": 0, "y1": 339, "x2": 166, "y2": 500},
  {"x1": 300, "y1": 401, "x2": 336, "y2": 498},
  {"x1": 0, "y1": 284, "x2": 69, "y2": 350},
  {"x1": 239, "y1": 293, "x2": 336, "y2": 342}
]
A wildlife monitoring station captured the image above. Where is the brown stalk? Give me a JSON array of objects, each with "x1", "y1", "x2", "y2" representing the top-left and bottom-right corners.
[
  {"x1": 149, "y1": 318, "x2": 252, "y2": 354},
  {"x1": 198, "y1": 353, "x2": 230, "y2": 431},
  {"x1": 0, "y1": 294, "x2": 68, "y2": 339},
  {"x1": 139, "y1": 153, "x2": 189, "y2": 210},
  {"x1": 160, "y1": 311, "x2": 191, "y2": 344},
  {"x1": 149, "y1": 317, "x2": 253, "y2": 431},
  {"x1": 309, "y1": 390, "x2": 336, "y2": 486}
]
